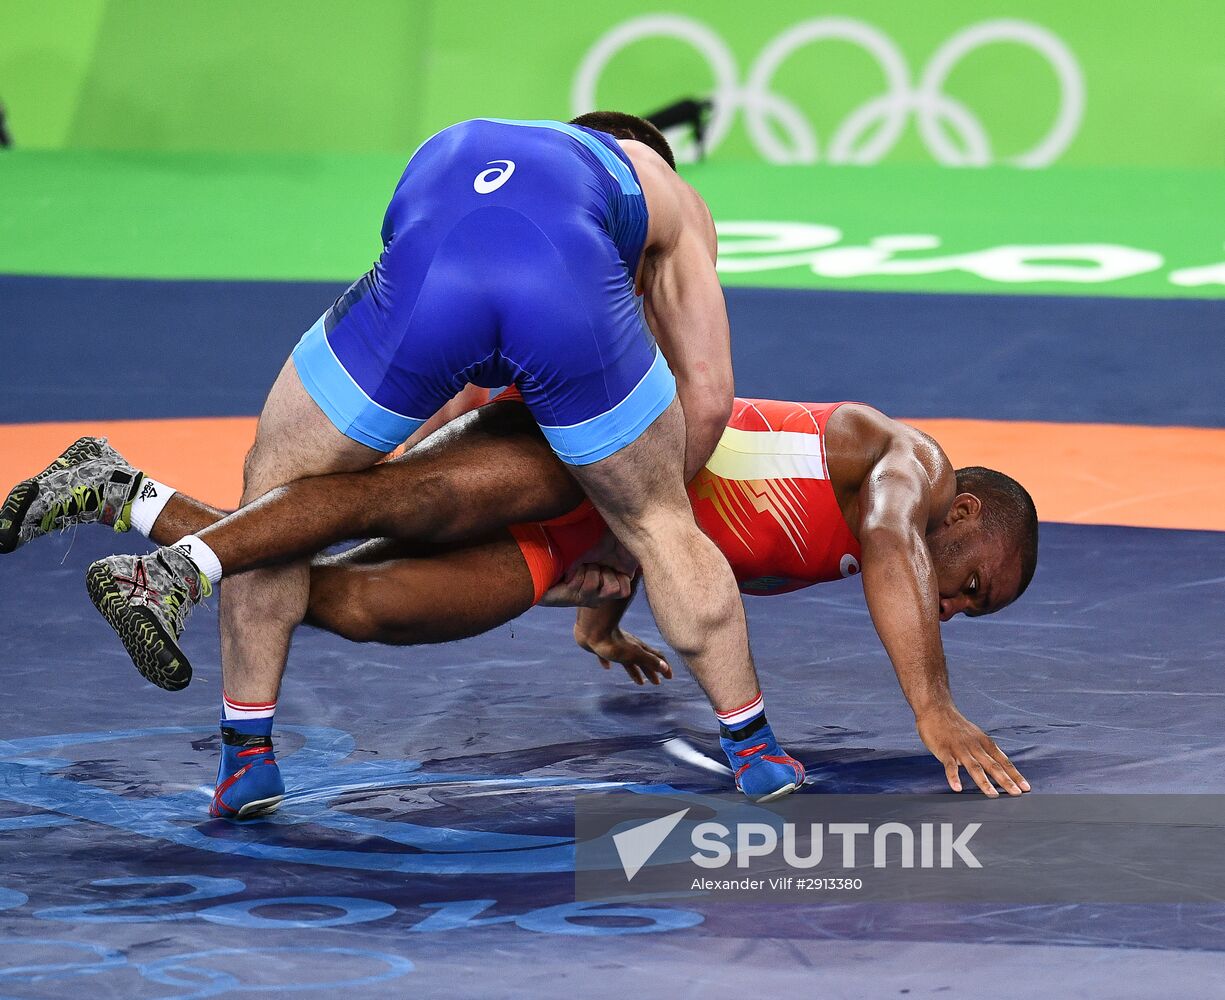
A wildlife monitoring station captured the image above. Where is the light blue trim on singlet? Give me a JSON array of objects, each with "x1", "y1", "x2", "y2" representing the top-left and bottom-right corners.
[
  {"x1": 291, "y1": 316, "x2": 426, "y2": 452},
  {"x1": 478, "y1": 118, "x2": 642, "y2": 195},
  {"x1": 536, "y1": 347, "x2": 676, "y2": 466}
]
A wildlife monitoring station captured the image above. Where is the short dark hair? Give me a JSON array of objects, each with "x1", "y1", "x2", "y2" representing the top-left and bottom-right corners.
[
  {"x1": 955, "y1": 467, "x2": 1039, "y2": 599},
  {"x1": 568, "y1": 111, "x2": 677, "y2": 170}
]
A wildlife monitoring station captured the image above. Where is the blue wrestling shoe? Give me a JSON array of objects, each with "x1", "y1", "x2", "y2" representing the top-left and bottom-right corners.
[
  {"x1": 720, "y1": 716, "x2": 806, "y2": 802},
  {"x1": 210, "y1": 719, "x2": 285, "y2": 820}
]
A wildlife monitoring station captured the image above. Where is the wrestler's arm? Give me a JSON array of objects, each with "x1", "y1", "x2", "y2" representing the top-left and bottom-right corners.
[
  {"x1": 626, "y1": 147, "x2": 733, "y2": 481},
  {"x1": 856, "y1": 432, "x2": 1026, "y2": 798},
  {"x1": 857, "y1": 442, "x2": 954, "y2": 717}
]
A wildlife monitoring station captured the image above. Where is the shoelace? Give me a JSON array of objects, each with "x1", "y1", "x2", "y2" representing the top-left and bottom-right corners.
[
  {"x1": 28, "y1": 483, "x2": 104, "y2": 541},
  {"x1": 26, "y1": 474, "x2": 136, "y2": 545},
  {"x1": 160, "y1": 567, "x2": 214, "y2": 635}
]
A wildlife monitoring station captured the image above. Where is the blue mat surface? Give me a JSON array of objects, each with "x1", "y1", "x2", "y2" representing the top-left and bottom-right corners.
[
  {"x1": 2, "y1": 274, "x2": 1224, "y2": 996},
  {"x1": 1, "y1": 521, "x2": 1223, "y2": 996},
  {"x1": 4, "y1": 275, "x2": 1224, "y2": 426}
]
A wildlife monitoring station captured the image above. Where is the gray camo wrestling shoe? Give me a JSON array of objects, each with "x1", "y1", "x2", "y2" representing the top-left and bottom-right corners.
[
  {"x1": 0, "y1": 437, "x2": 143, "y2": 554},
  {"x1": 86, "y1": 544, "x2": 213, "y2": 691}
]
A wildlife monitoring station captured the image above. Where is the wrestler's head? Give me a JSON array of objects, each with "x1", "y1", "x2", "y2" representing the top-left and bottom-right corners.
[
  {"x1": 569, "y1": 110, "x2": 677, "y2": 170},
  {"x1": 926, "y1": 467, "x2": 1039, "y2": 621}
]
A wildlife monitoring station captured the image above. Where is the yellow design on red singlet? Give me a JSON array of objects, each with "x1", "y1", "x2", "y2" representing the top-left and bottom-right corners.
[{"x1": 685, "y1": 399, "x2": 863, "y2": 596}]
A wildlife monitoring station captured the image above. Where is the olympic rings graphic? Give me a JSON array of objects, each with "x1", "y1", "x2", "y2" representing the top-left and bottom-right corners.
[{"x1": 572, "y1": 15, "x2": 1085, "y2": 167}]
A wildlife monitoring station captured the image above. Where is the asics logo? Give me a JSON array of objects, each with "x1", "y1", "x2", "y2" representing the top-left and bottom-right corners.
[
  {"x1": 573, "y1": 15, "x2": 1084, "y2": 166},
  {"x1": 474, "y1": 159, "x2": 516, "y2": 194}
]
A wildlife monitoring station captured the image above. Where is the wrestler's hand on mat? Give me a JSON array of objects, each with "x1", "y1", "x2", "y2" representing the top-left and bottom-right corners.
[
  {"x1": 578, "y1": 627, "x2": 672, "y2": 686},
  {"x1": 915, "y1": 706, "x2": 1030, "y2": 798},
  {"x1": 539, "y1": 563, "x2": 633, "y2": 607}
]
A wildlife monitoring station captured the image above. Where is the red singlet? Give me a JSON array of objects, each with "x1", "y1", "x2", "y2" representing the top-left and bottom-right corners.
[{"x1": 509, "y1": 396, "x2": 863, "y2": 603}]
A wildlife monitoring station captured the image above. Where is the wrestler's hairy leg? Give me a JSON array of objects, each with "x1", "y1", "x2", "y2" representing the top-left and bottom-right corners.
[
  {"x1": 566, "y1": 396, "x2": 761, "y2": 711},
  {"x1": 219, "y1": 359, "x2": 387, "y2": 702}
]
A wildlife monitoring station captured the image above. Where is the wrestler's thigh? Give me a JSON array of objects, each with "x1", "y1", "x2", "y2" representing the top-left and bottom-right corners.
[
  {"x1": 374, "y1": 400, "x2": 586, "y2": 539},
  {"x1": 245, "y1": 358, "x2": 385, "y2": 497},
  {"x1": 305, "y1": 531, "x2": 536, "y2": 645}
]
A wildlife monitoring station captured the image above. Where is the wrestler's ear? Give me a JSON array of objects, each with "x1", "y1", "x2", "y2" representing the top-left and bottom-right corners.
[{"x1": 944, "y1": 492, "x2": 983, "y2": 526}]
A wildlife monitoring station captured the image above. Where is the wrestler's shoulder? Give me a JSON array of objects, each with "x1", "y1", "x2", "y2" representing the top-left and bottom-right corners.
[{"x1": 618, "y1": 142, "x2": 712, "y2": 247}]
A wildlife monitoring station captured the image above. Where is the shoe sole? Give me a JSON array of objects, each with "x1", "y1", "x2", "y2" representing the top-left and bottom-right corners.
[
  {"x1": 753, "y1": 782, "x2": 799, "y2": 803},
  {"x1": 230, "y1": 795, "x2": 284, "y2": 820},
  {"x1": 0, "y1": 438, "x2": 107, "y2": 554},
  {"x1": 0, "y1": 480, "x2": 37, "y2": 554},
  {"x1": 85, "y1": 562, "x2": 194, "y2": 691}
]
